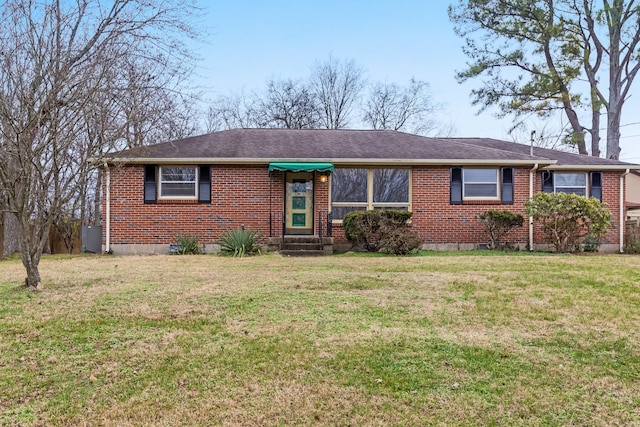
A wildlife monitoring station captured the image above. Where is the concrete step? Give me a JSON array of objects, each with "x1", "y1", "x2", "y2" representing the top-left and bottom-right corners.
[{"x1": 281, "y1": 242, "x2": 324, "y2": 251}]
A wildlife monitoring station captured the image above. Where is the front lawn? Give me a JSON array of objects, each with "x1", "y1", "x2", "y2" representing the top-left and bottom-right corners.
[{"x1": 1, "y1": 253, "x2": 639, "y2": 426}]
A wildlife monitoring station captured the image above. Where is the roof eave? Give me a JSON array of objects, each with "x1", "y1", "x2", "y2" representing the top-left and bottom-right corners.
[
  {"x1": 97, "y1": 157, "x2": 557, "y2": 166},
  {"x1": 542, "y1": 164, "x2": 640, "y2": 171}
]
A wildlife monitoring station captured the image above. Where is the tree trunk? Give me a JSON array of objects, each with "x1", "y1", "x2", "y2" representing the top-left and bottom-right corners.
[
  {"x1": 19, "y1": 230, "x2": 42, "y2": 289},
  {"x1": 606, "y1": 108, "x2": 622, "y2": 160},
  {"x1": 589, "y1": 94, "x2": 601, "y2": 158}
]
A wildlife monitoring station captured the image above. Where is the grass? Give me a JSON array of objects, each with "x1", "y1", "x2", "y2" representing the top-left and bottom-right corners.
[{"x1": 1, "y1": 252, "x2": 639, "y2": 426}]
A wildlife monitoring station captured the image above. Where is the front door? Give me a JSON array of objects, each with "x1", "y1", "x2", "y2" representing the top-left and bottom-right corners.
[{"x1": 285, "y1": 172, "x2": 314, "y2": 235}]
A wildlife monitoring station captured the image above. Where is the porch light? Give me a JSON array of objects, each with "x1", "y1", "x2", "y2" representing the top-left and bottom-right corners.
[{"x1": 319, "y1": 174, "x2": 328, "y2": 183}]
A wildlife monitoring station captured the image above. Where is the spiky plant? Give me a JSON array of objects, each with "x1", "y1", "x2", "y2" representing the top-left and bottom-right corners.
[{"x1": 219, "y1": 227, "x2": 261, "y2": 257}]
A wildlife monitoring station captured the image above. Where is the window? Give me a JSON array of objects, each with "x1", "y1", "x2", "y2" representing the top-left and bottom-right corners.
[
  {"x1": 143, "y1": 165, "x2": 211, "y2": 204},
  {"x1": 541, "y1": 171, "x2": 602, "y2": 201},
  {"x1": 463, "y1": 168, "x2": 499, "y2": 198},
  {"x1": 331, "y1": 168, "x2": 410, "y2": 219},
  {"x1": 159, "y1": 166, "x2": 198, "y2": 199},
  {"x1": 554, "y1": 173, "x2": 586, "y2": 196},
  {"x1": 451, "y1": 167, "x2": 513, "y2": 204}
]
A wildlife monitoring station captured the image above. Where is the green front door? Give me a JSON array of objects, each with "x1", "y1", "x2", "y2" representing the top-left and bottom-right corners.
[{"x1": 285, "y1": 172, "x2": 313, "y2": 235}]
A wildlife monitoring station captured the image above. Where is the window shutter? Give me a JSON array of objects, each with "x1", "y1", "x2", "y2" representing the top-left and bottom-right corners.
[
  {"x1": 501, "y1": 167, "x2": 514, "y2": 204},
  {"x1": 144, "y1": 165, "x2": 157, "y2": 204},
  {"x1": 542, "y1": 171, "x2": 554, "y2": 193},
  {"x1": 590, "y1": 171, "x2": 602, "y2": 201},
  {"x1": 450, "y1": 167, "x2": 463, "y2": 204},
  {"x1": 198, "y1": 165, "x2": 211, "y2": 204}
]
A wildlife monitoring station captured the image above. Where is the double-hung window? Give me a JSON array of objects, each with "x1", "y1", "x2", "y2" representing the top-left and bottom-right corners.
[
  {"x1": 331, "y1": 168, "x2": 410, "y2": 220},
  {"x1": 463, "y1": 168, "x2": 499, "y2": 199},
  {"x1": 542, "y1": 171, "x2": 601, "y2": 200},
  {"x1": 553, "y1": 173, "x2": 587, "y2": 196},
  {"x1": 451, "y1": 167, "x2": 514, "y2": 204},
  {"x1": 143, "y1": 165, "x2": 212, "y2": 204},
  {"x1": 159, "y1": 166, "x2": 198, "y2": 199}
]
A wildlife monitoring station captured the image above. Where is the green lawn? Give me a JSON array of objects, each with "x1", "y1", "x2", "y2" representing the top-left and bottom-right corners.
[{"x1": 1, "y1": 253, "x2": 639, "y2": 426}]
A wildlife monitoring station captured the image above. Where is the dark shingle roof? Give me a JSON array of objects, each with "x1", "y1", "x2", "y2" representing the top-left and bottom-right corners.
[
  {"x1": 106, "y1": 128, "x2": 637, "y2": 169},
  {"x1": 449, "y1": 137, "x2": 633, "y2": 167}
]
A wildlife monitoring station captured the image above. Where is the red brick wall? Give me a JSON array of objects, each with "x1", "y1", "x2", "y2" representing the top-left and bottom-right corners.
[
  {"x1": 412, "y1": 166, "x2": 530, "y2": 245},
  {"x1": 527, "y1": 170, "x2": 621, "y2": 246},
  {"x1": 103, "y1": 165, "x2": 332, "y2": 245},
  {"x1": 104, "y1": 165, "x2": 622, "y2": 248},
  {"x1": 330, "y1": 166, "x2": 530, "y2": 246},
  {"x1": 331, "y1": 167, "x2": 623, "y2": 247}
]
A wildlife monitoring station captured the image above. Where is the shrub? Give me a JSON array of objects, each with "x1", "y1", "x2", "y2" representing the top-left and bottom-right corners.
[
  {"x1": 478, "y1": 210, "x2": 524, "y2": 250},
  {"x1": 220, "y1": 227, "x2": 261, "y2": 257},
  {"x1": 342, "y1": 210, "x2": 421, "y2": 255},
  {"x1": 174, "y1": 234, "x2": 203, "y2": 255},
  {"x1": 377, "y1": 226, "x2": 423, "y2": 255},
  {"x1": 525, "y1": 192, "x2": 611, "y2": 253},
  {"x1": 624, "y1": 219, "x2": 640, "y2": 254}
]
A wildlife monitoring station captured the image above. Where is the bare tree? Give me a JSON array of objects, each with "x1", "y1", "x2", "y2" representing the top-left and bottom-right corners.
[
  {"x1": 116, "y1": 56, "x2": 200, "y2": 148},
  {"x1": 0, "y1": 0, "x2": 200, "y2": 289},
  {"x1": 205, "y1": 58, "x2": 453, "y2": 136},
  {"x1": 362, "y1": 78, "x2": 441, "y2": 135},
  {"x1": 205, "y1": 90, "x2": 261, "y2": 131},
  {"x1": 309, "y1": 56, "x2": 366, "y2": 129},
  {"x1": 254, "y1": 78, "x2": 320, "y2": 128}
]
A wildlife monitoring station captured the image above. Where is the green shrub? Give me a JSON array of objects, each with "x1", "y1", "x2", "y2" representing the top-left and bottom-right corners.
[
  {"x1": 342, "y1": 210, "x2": 421, "y2": 255},
  {"x1": 525, "y1": 192, "x2": 612, "y2": 253},
  {"x1": 174, "y1": 234, "x2": 203, "y2": 255},
  {"x1": 478, "y1": 210, "x2": 524, "y2": 250},
  {"x1": 220, "y1": 227, "x2": 261, "y2": 257}
]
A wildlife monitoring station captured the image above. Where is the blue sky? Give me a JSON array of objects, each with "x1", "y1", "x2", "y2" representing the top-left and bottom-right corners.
[{"x1": 195, "y1": 0, "x2": 640, "y2": 162}]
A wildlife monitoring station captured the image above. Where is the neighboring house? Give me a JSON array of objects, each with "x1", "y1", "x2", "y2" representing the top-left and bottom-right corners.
[
  {"x1": 98, "y1": 128, "x2": 639, "y2": 254},
  {"x1": 625, "y1": 170, "x2": 640, "y2": 220}
]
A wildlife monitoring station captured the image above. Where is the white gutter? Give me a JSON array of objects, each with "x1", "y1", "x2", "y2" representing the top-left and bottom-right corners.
[
  {"x1": 542, "y1": 164, "x2": 640, "y2": 171},
  {"x1": 98, "y1": 157, "x2": 557, "y2": 167},
  {"x1": 104, "y1": 162, "x2": 111, "y2": 254},
  {"x1": 529, "y1": 163, "x2": 539, "y2": 251},
  {"x1": 620, "y1": 168, "x2": 630, "y2": 253}
]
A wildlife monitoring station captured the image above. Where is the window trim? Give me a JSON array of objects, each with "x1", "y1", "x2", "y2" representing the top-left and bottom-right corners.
[
  {"x1": 330, "y1": 167, "x2": 411, "y2": 221},
  {"x1": 158, "y1": 165, "x2": 199, "y2": 200},
  {"x1": 462, "y1": 168, "x2": 500, "y2": 200}
]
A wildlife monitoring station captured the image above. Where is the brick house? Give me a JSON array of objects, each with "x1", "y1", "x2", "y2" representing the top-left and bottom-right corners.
[{"x1": 98, "y1": 128, "x2": 639, "y2": 254}]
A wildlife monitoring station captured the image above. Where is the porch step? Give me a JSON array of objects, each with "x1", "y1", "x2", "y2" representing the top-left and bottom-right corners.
[{"x1": 279, "y1": 237, "x2": 329, "y2": 257}]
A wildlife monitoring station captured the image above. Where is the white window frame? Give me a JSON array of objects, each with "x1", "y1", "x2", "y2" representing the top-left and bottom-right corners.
[
  {"x1": 462, "y1": 168, "x2": 499, "y2": 200},
  {"x1": 331, "y1": 168, "x2": 411, "y2": 221},
  {"x1": 158, "y1": 166, "x2": 198, "y2": 200},
  {"x1": 553, "y1": 172, "x2": 587, "y2": 196}
]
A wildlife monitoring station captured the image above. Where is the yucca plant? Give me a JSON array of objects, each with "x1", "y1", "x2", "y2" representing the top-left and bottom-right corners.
[
  {"x1": 219, "y1": 227, "x2": 261, "y2": 257},
  {"x1": 175, "y1": 234, "x2": 203, "y2": 255}
]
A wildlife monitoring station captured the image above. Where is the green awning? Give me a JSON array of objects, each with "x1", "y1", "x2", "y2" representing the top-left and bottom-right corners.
[{"x1": 268, "y1": 162, "x2": 334, "y2": 172}]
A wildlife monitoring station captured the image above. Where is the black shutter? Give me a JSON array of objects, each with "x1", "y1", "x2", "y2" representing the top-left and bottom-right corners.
[
  {"x1": 542, "y1": 171, "x2": 554, "y2": 193},
  {"x1": 144, "y1": 165, "x2": 157, "y2": 204},
  {"x1": 450, "y1": 167, "x2": 463, "y2": 204},
  {"x1": 501, "y1": 167, "x2": 514, "y2": 204},
  {"x1": 198, "y1": 165, "x2": 211, "y2": 204},
  {"x1": 590, "y1": 171, "x2": 602, "y2": 201}
]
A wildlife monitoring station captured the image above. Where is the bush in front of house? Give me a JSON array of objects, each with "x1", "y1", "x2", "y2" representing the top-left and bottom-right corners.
[
  {"x1": 342, "y1": 210, "x2": 422, "y2": 255},
  {"x1": 174, "y1": 234, "x2": 203, "y2": 254},
  {"x1": 623, "y1": 219, "x2": 640, "y2": 253},
  {"x1": 525, "y1": 192, "x2": 611, "y2": 253},
  {"x1": 220, "y1": 227, "x2": 261, "y2": 257},
  {"x1": 478, "y1": 210, "x2": 524, "y2": 250}
]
